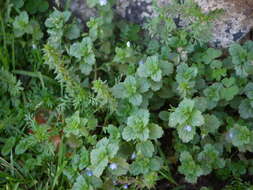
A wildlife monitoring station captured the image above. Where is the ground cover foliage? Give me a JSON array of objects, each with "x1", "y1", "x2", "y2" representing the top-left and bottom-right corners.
[{"x1": 1, "y1": 0, "x2": 253, "y2": 189}]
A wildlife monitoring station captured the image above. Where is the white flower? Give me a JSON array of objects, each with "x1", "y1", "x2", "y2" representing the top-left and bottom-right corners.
[
  {"x1": 109, "y1": 163, "x2": 117, "y2": 170},
  {"x1": 184, "y1": 125, "x2": 192, "y2": 132},
  {"x1": 126, "y1": 41, "x2": 131, "y2": 48},
  {"x1": 99, "y1": 0, "x2": 107, "y2": 6}
]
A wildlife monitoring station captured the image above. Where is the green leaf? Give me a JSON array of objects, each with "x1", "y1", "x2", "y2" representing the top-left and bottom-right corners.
[
  {"x1": 159, "y1": 60, "x2": 174, "y2": 76},
  {"x1": 148, "y1": 124, "x2": 164, "y2": 139},
  {"x1": 197, "y1": 144, "x2": 225, "y2": 175},
  {"x1": 222, "y1": 77, "x2": 236, "y2": 88},
  {"x1": 203, "y1": 83, "x2": 222, "y2": 102},
  {"x1": 45, "y1": 10, "x2": 71, "y2": 28},
  {"x1": 193, "y1": 97, "x2": 208, "y2": 112},
  {"x1": 65, "y1": 24, "x2": 81, "y2": 40},
  {"x1": 130, "y1": 157, "x2": 162, "y2": 176},
  {"x1": 149, "y1": 157, "x2": 163, "y2": 172},
  {"x1": 69, "y1": 37, "x2": 94, "y2": 60},
  {"x1": 221, "y1": 85, "x2": 239, "y2": 101},
  {"x1": 129, "y1": 93, "x2": 142, "y2": 106},
  {"x1": 72, "y1": 175, "x2": 91, "y2": 190},
  {"x1": 176, "y1": 63, "x2": 198, "y2": 82},
  {"x1": 122, "y1": 126, "x2": 136, "y2": 141},
  {"x1": 78, "y1": 148, "x2": 90, "y2": 170},
  {"x1": 159, "y1": 111, "x2": 170, "y2": 121},
  {"x1": 90, "y1": 147, "x2": 109, "y2": 177},
  {"x1": 169, "y1": 98, "x2": 204, "y2": 128},
  {"x1": 175, "y1": 64, "x2": 198, "y2": 97},
  {"x1": 79, "y1": 63, "x2": 93, "y2": 75},
  {"x1": 130, "y1": 158, "x2": 150, "y2": 175},
  {"x1": 112, "y1": 76, "x2": 144, "y2": 106},
  {"x1": 169, "y1": 98, "x2": 204, "y2": 142},
  {"x1": 13, "y1": 11, "x2": 32, "y2": 37},
  {"x1": 190, "y1": 110, "x2": 204, "y2": 127},
  {"x1": 229, "y1": 43, "x2": 251, "y2": 78},
  {"x1": 177, "y1": 125, "x2": 196, "y2": 143},
  {"x1": 244, "y1": 83, "x2": 253, "y2": 99},
  {"x1": 11, "y1": 0, "x2": 24, "y2": 8},
  {"x1": 111, "y1": 83, "x2": 126, "y2": 99},
  {"x1": 229, "y1": 125, "x2": 251, "y2": 147},
  {"x1": 104, "y1": 125, "x2": 121, "y2": 140},
  {"x1": 178, "y1": 151, "x2": 203, "y2": 183},
  {"x1": 123, "y1": 109, "x2": 150, "y2": 141},
  {"x1": 136, "y1": 141, "x2": 154, "y2": 157},
  {"x1": 1, "y1": 137, "x2": 16, "y2": 156},
  {"x1": 204, "y1": 48, "x2": 222, "y2": 64},
  {"x1": 239, "y1": 99, "x2": 253, "y2": 119},
  {"x1": 137, "y1": 55, "x2": 162, "y2": 82},
  {"x1": 64, "y1": 111, "x2": 88, "y2": 137},
  {"x1": 25, "y1": 0, "x2": 49, "y2": 14},
  {"x1": 15, "y1": 136, "x2": 35, "y2": 155},
  {"x1": 201, "y1": 114, "x2": 221, "y2": 137},
  {"x1": 109, "y1": 157, "x2": 129, "y2": 176}
]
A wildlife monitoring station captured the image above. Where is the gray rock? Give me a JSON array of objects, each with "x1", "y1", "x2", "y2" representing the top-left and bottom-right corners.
[
  {"x1": 194, "y1": 0, "x2": 253, "y2": 47},
  {"x1": 51, "y1": 0, "x2": 253, "y2": 47}
]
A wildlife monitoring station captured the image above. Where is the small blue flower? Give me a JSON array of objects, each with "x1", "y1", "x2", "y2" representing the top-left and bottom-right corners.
[
  {"x1": 109, "y1": 163, "x2": 118, "y2": 170},
  {"x1": 85, "y1": 169, "x2": 93, "y2": 176},
  {"x1": 138, "y1": 60, "x2": 144, "y2": 65},
  {"x1": 123, "y1": 184, "x2": 128, "y2": 189},
  {"x1": 131, "y1": 153, "x2": 136, "y2": 160},
  {"x1": 229, "y1": 132, "x2": 233, "y2": 139},
  {"x1": 184, "y1": 125, "x2": 192, "y2": 132},
  {"x1": 99, "y1": 0, "x2": 107, "y2": 6}
]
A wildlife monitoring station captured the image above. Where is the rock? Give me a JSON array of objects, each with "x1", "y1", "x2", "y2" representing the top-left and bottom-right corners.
[
  {"x1": 116, "y1": 0, "x2": 253, "y2": 47},
  {"x1": 51, "y1": 0, "x2": 253, "y2": 47},
  {"x1": 50, "y1": 0, "x2": 96, "y2": 22},
  {"x1": 194, "y1": 0, "x2": 253, "y2": 47}
]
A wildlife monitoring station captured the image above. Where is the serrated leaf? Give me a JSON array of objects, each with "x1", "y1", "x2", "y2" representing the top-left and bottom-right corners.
[
  {"x1": 72, "y1": 175, "x2": 91, "y2": 190},
  {"x1": 148, "y1": 124, "x2": 164, "y2": 139},
  {"x1": 66, "y1": 24, "x2": 81, "y2": 40},
  {"x1": 137, "y1": 55, "x2": 162, "y2": 82},
  {"x1": 90, "y1": 147, "x2": 109, "y2": 177},
  {"x1": 204, "y1": 48, "x2": 222, "y2": 64},
  {"x1": 178, "y1": 151, "x2": 203, "y2": 183},
  {"x1": 159, "y1": 60, "x2": 174, "y2": 76},
  {"x1": 221, "y1": 86, "x2": 239, "y2": 101},
  {"x1": 123, "y1": 109, "x2": 150, "y2": 141},
  {"x1": 239, "y1": 99, "x2": 253, "y2": 119},
  {"x1": 197, "y1": 144, "x2": 225, "y2": 175},
  {"x1": 190, "y1": 110, "x2": 204, "y2": 127},
  {"x1": 201, "y1": 114, "x2": 221, "y2": 137},
  {"x1": 229, "y1": 125, "x2": 251, "y2": 147},
  {"x1": 177, "y1": 125, "x2": 196, "y2": 143},
  {"x1": 129, "y1": 93, "x2": 142, "y2": 106},
  {"x1": 130, "y1": 158, "x2": 150, "y2": 175},
  {"x1": 136, "y1": 141, "x2": 154, "y2": 157},
  {"x1": 203, "y1": 83, "x2": 222, "y2": 102},
  {"x1": 111, "y1": 83, "x2": 126, "y2": 99},
  {"x1": 244, "y1": 83, "x2": 253, "y2": 99}
]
